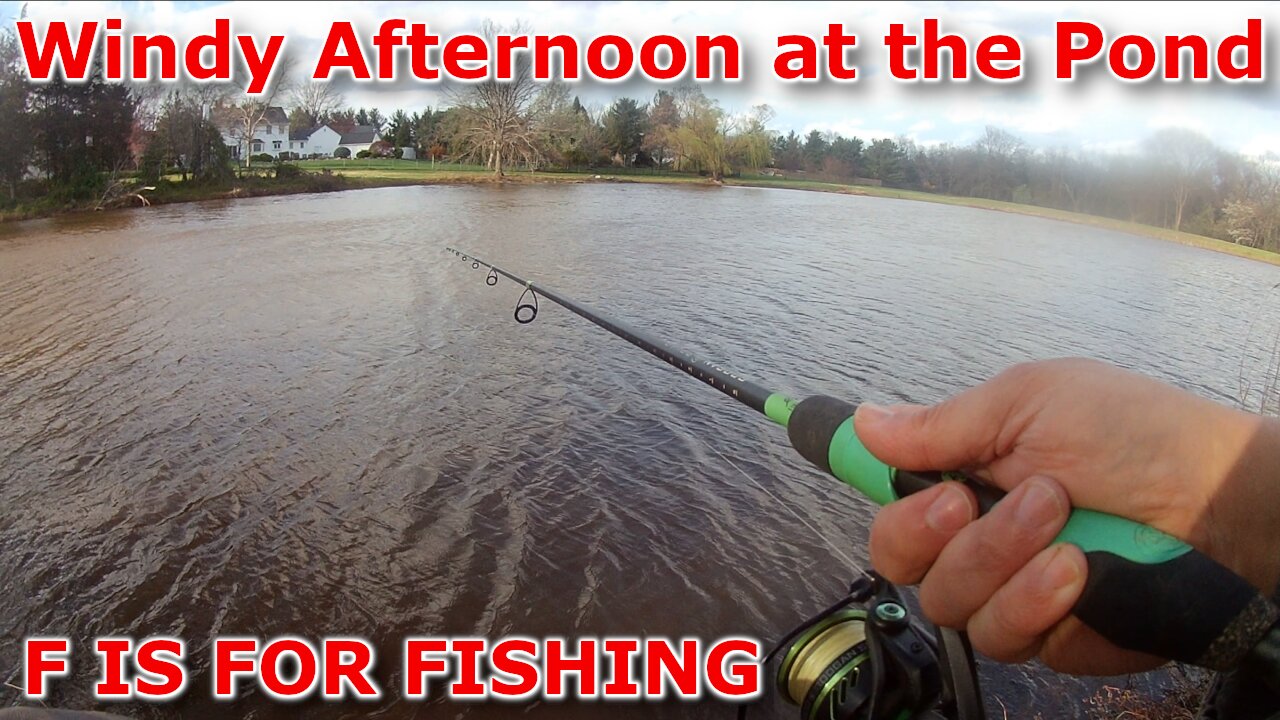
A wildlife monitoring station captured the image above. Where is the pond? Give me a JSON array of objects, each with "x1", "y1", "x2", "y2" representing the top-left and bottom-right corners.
[{"x1": 2, "y1": 183, "x2": 1277, "y2": 718}]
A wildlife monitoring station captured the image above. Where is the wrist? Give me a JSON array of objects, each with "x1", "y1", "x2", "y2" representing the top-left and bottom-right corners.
[{"x1": 1209, "y1": 411, "x2": 1280, "y2": 595}]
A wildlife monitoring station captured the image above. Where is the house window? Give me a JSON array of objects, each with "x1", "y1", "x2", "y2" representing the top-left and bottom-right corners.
[
  {"x1": 273, "y1": 141, "x2": 282, "y2": 150},
  {"x1": 251, "y1": 140, "x2": 263, "y2": 151}
]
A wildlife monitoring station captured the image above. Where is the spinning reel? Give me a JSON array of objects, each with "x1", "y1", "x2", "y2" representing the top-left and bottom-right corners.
[{"x1": 756, "y1": 573, "x2": 985, "y2": 720}]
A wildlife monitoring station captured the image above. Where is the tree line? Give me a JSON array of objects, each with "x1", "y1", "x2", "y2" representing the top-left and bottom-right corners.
[
  {"x1": 280, "y1": 73, "x2": 1280, "y2": 252},
  {"x1": 1, "y1": 24, "x2": 136, "y2": 203},
  {"x1": 292, "y1": 80, "x2": 772, "y2": 182},
  {"x1": 2, "y1": 17, "x2": 1277, "y2": 252}
]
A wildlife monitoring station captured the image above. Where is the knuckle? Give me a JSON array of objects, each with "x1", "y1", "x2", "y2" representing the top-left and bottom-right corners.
[
  {"x1": 914, "y1": 403, "x2": 956, "y2": 467},
  {"x1": 868, "y1": 495, "x2": 944, "y2": 582},
  {"x1": 869, "y1": 522, "x2": 928, "y2": 584},
  {"x1": 919, "y1": 576, "x2": 968, "y2": 628},
  {"x1": 969, "y1": 620, "x2": 1039, "y2": 664},
  {"x1": 876, "y1": 561, "x2": 924, "y2": 586},
  {"x1": 992, "y1": 590, "x2": 1053, "y2": 640},
  {"x1": 968, "y1": 523, "x2": 1028, "y2": 571},
  {"x1": 995, "y1": 360, "x2": 1041, "y2": 386}
]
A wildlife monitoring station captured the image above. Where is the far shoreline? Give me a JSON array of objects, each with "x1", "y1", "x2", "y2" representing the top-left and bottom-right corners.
[{"x1": 5, "y1": 161, "x2": 1278, "y2": 268}]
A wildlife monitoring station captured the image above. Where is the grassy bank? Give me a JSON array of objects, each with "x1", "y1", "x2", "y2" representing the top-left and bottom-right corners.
[
  {"x1": 295, "y1": 159, "x2": 1280, "y2": 266},
  {"x1": 726, "y1": 173, "x2": 1280, "y2": 266},
  {"x1": 0, "y1": 170, "x2": 360, "y2": 222},
  {"x1": 5, "y1": 159, "x2": 1278, "y2": 267}
]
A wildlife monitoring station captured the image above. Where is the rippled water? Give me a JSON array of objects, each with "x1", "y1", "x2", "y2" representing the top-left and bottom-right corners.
[{"x1": 2, "y1": 184, "x2": 1278, "y2": 719}]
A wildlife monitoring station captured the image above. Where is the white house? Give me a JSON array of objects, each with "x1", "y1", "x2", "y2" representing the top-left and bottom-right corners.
[
  {"x1": 213, "y1": 105, "x2": 290, "y2": 160},
  {"x1": 336, "y1": 126, "x2": 381, "y2": 156},
  {"x1": 289, "y1": 125, "x2": 342, "y2": 157}
]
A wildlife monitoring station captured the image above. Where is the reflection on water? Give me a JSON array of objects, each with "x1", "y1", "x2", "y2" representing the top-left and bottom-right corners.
[{"x1": 2, "y1": 184, "x2": 1278, "y2": 718}]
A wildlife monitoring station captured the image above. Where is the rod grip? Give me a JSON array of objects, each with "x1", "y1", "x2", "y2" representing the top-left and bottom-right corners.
[{"x1": 786, "y1": 395, "x2": 1278, "y2": 670}]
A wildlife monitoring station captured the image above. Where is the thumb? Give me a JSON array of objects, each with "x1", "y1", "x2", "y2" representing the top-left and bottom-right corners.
[{"x1": 854, "y1": 381, "x2": 1019, "y2": 471}]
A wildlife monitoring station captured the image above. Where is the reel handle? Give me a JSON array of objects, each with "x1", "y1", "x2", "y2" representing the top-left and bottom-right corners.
[{"x1": 786, "y1": 395, "x2": 1279, "y2": 672}]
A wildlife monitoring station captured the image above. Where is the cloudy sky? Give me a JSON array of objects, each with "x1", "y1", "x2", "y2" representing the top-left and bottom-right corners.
[{"x1": 6, "y1": 1, "x2": 1280, "y2": 156}]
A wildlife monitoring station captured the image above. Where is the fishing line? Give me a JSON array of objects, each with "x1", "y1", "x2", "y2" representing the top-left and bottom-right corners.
[
  {"x1": 691, "y1": 431, "x2": 870, "y2": 578},
  {"x1": 454, "y1": 246, "x2": 867, "y2": 569}
]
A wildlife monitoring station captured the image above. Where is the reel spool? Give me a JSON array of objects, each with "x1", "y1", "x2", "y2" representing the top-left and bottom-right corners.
[
  {"x1": 764, "y1": 574, "x2": 984, "y2": 720},
  {"x1": 776, "y1": 607, "x2": 870, "y2": 717}
]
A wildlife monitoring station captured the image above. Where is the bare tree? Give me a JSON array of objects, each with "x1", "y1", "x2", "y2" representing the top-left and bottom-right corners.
[
  {"x1": 1144, "y1": 128, "x2": 1217, "y2": 232},
  {"x1": 643, "y1": 89, "x2": 680, "y2": 170},
  {"x1": 529, "y1": 82, "x2": 580, "y2": 165},
  {"x1": 221, "y1": 56, "x2": 296, "y2": 168},
  {"x1": 289, "y1": 81, "x2": 343, "y2": 130},
  {"x1": 971, "y1": 126, "x2": 1027, "y2": 201},
  {"x1": 446, "y1": 21, "x2": 540, "y2": 176},
  {"x1": 1223, "y1": 159, "x2": 1280, "y2": 250}
]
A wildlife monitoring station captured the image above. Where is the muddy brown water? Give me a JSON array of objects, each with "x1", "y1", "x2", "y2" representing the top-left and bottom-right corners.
[{"x1": 2, "y1": 184, "x2": 1278, "y2": 719}]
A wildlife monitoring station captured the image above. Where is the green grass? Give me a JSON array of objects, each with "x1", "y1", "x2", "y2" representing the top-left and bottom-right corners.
[
  {"x1": 726, "y1": 174, "x2": 1280, "y2": 266},
  {"x1": 299, "y1": 159, "x2": 488, "y2": 174},
  {"x1": 291, "y1": 159, "x2": 711, "y2": 186}
]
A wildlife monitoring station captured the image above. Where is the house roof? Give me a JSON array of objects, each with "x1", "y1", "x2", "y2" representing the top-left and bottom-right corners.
[
  {"x1": 210, "y1": 105, "x2": 290, "y2": 131},
  {"x1": 290, "y1": 125, "x2": 319, "y2": 141},
  {"x1": 339, "y1": 126, "x2": 379, "y2": 145},
  {"x1": 262, "y1": 106, "x2": 289, "y2": 126}
]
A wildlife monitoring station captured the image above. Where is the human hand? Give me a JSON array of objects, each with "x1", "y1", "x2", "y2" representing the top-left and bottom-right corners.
[{"x1": 856, "y1": 358, "x2": 1280, "y2": 675}]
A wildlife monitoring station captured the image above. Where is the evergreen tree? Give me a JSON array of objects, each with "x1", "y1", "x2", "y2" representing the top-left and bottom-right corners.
[
  {"x1": 0, "y1": 28, "x2": 30, "y2": 200},
  {"x1": 602, "y1": 97, "x2": 647, "y2": 166},
  {"x1": 387, "y1": 109, "x2": 413, "y2": 148},
  {"x1": 30, "y1": 71, "x2": 135, "y2": 196}
]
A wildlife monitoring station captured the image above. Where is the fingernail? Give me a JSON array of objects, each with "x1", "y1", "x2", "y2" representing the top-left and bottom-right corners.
[
  {"x1": 1014, "y1": 477, "x2": 1063, "y2": 529},
  {"x1": 926, "y1": 484, "x2": 973, "y2": 533},
  {"x1": 856, "y1": 403, "x2": 895, "y2": 424},
  {"x1": 1037, "y1": 545, "x2": 1084, "y2": 598},
  {"x1": 857, "y1": 403, "x2": 918, "y2": 427}
]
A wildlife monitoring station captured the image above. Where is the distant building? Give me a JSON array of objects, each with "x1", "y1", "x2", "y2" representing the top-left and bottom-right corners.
[
  {"x1": 212, "y1": 105, "x2": 290, "y2": 160},
  {"x1": 212, "y1": 108, "x2": 383, "y2": 160},
  {"x1": 337, "y1": 125, "x2": 381, "y2": 156},
  {"x1": 289, "y1": 125, "x2": 342, "y2": 157}
]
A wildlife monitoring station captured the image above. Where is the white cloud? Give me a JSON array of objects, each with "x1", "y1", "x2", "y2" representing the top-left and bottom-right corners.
[{"x1": 1242, "y1": 134, "x2": 1280, "y2": 158}]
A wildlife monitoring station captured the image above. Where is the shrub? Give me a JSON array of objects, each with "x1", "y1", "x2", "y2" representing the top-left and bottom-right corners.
[
  {"x1": 393, "y1": 148, "x2": 404, "y2": 159},
  {"x1": 274, "y1": 163, "x2": 303, "y2": 180},
  {"x1": 251, "y1": 152, "x2": 274, "y2": 163},
  {"x1": 334, "y1": 147, "x2": 351, "y2": 159},
  {"x1": 303, "y1": 171, "x2": 345, "y2": 193},
  {"x1": 356, "y1": 150, "x2": 371, "y2": 159}
]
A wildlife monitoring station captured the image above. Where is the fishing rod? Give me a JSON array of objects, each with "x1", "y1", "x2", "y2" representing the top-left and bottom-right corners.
[{"x1": 446, "y1": 247, "x2": 1280, "y2": 717}]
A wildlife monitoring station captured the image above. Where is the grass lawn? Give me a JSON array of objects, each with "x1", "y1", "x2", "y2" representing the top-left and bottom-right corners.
[{"x1": 727, "y1": 174, "x2": 1280, "y2": 266}]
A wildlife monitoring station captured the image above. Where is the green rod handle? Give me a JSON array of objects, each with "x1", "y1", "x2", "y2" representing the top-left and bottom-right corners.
[{"x1": 785, "y1": 395, "x2": 1278, "y2": 670}]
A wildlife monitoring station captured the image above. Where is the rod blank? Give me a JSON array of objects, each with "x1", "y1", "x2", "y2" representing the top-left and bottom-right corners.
[{"x1": 447, "y1": 247, "x2": 779, "y2": 415}]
